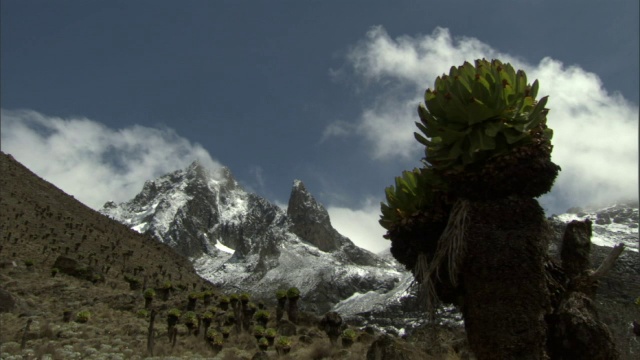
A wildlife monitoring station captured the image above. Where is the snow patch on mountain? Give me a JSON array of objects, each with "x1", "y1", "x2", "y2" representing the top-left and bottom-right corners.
[{"x1": 550, "y1": 202, "x2": 638, "y2": 252}]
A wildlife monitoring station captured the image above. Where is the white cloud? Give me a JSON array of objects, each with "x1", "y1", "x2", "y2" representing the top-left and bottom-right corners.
[
  {"x1": 327, "y1": 26, "x2": 638, "y2": 215},
  {"x1": 327, "y1": 198, "x2": 389, "y2": 254},
  {"x1": 346, "y1": 26, "x2": 503, "y2": 88},
  {"x1": 530, "y1": 58, "x2": 639, "y2": 212},
  {"x1": 319, "y1": 121, "x2": 355, "y2": 143},
  {"x1": 331, "y1": 26, "x2": 516, "y2": 161},
  {"x1": 0, "y1": 109, "x2": 222, "y2": 209}
]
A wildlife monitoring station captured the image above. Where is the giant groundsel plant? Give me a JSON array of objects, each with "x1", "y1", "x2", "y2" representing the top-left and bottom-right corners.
[
  {"x1": 379, "y1": 58, "x2": 561, "y2": 309},
  {"x1": 414, "y1": 59, "x2": 553, "y2": 172}
]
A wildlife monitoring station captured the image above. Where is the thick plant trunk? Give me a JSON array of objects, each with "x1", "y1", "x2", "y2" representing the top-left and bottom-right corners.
[
  {"x1": 287, "y1": 297, "x2": 299, "y2": 324},
  {"x1": 461, "y1": 197, "x2": 551, "y2": 359}
]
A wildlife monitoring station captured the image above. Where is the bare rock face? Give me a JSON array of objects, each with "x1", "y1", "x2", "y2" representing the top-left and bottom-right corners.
[{"x1": 287, "y1": 180, "x2": 343, "y2": 252}]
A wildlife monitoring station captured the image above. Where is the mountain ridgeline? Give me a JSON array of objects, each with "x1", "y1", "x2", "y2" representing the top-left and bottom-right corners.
[{"x1": 101, "y1": 161, "x2": 400, "y2": 313}]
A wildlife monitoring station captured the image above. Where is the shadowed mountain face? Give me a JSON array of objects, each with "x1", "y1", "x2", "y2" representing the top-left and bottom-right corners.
[
  {"x1": 101, "y1": 162, "x2": 400, "y2": 313},
  {"x1": 0, "y1": 151, "x2": 208, "y2": 289}
]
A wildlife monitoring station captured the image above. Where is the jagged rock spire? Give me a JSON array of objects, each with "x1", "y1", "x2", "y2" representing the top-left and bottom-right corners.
[{"x1": 287, "y1": 180, "x2": 344, "y2": 252}]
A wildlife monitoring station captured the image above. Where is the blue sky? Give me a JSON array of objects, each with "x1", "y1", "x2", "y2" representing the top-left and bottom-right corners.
[{"x1": 2, "y1": 0, "x2": 638, "y2": 252}]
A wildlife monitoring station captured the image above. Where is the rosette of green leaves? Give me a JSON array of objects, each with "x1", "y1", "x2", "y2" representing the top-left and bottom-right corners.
[
  {"x1": 75, "y1": 310, "x2": 91, "y2": 323},
  {"x1": 258, "y1": 337, "x2": 269, "y2": 349},
  {"x1": 275, "y1": 289, "x2": 287, "y2": 300},
  {"x1": 202, "y1": 311, "x2": 214, "y2": 327},
  {"x1": 239, "y1": 292, "x2": 251, "y2": 303},
  {"x1": 167, "y1": 308, "x2": 181, "y2": 327},
  {"x1": 143, "y1": 288, "x2": 156, "y2": 300},
  {"x1": 168, "y1": 308, "x2": 181, "y2": 319},
  {"x1": 286, "y1": 287, "x2": 300, "y2": 299},
  {"x1": 253, "y1": 325, "x2": 265, "y2": 337},
  {"x1": 221, "y1": 326, "x2": 232, "y2": 336},
  {"x1": 379, "y1": 168, "x2": 448, "y2": 233},
  {"x1": 415, "y1": 59, "x2": 552, "y2": 171},
  {"x1": 229, "y1": 293, "x2": 239, "y2": 304},
  {"x1": 254, "y1": 310, "x2": 270, "y2": 323},
  {"x1": 265, "y1": 328, "x2": 277, "y2": 338},
  {"x1": 206, "y1": 328, "x2": 223, "y2": 345},
  {"x1": 277, "y1": 336, "x2": 292, "y2": 348},
  {"x1": 183, "y1": 311, "x2": 197, "y2": 330}
]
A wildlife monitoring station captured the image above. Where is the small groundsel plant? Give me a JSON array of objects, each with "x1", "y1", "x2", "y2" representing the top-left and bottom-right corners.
[
  {"x1": 286, "y1": 287, "x2": 300, "y2": 299},
  {"x1": 144, "y1": 288, "x2": 156, "y2": 299},
  {"x1": 254, "y1": 309, "x2": 270, "y2": 327},
  {"x1": 239, "y1": 292, "x2": 251, "y2": 303},
  {"x1": 219, "y1": 295, "x2": 230, "y2": 310},
  {"x1": 136, "y1": 309, "x2": 149, "y2": 319},
  {"x1": 341, "y1": 328, "x2": 357, "y2": 348},
  {"x1": 253, "y1": 325, "x2": 265, "y2": 339},
  {"x1": 277, "y1": 336, "x2": 291, "y2": 348},
  {"x1": 206, "y1": 328, "x2": 218, "y2": 342},
  {"x1": 206, "y1": 329, "x2": 224, "y2": 349},
  {"x1": 221, "y1": 326, "x2": 232, "y2": 338},
  {"x1": 183, "y1": 311, "x2": 198, "y2": 331},
  {"x1": 265, "y1": 327, "x2": 277, "y2": 338},
  {"x1": 276, "y1": 336, "x2": 292, "y2": 354},
  {"x1": 75, "y1": 310, "x2": 91, "y2": 323},
  {"x1": 229, "y1": 293, "x2": 239, "y2": 306},
  {"x1": 202, "y1": 310, "x2": 214, "y2": 326},
  {"x1": 144, "y1": 288, "x2": 156, "y2": 308},
  {"x1": 167, "y1": 308, "x2": 181, "y2": 327},
  {"x1": 265, "y1": 327, "x2": 277, "y2": 345},
  {"x1": 276, "y1": 289, "x2": 287, "y2": 300},
  {"x1": 258, "y1": 337, "x2": 269, "y2": 351}
]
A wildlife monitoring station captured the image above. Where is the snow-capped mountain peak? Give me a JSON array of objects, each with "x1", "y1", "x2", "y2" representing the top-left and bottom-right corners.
[{"x1": 101, "y1": 162, "x2": 400, "y2": 312}]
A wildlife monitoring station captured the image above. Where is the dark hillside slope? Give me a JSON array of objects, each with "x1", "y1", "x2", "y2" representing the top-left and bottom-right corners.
[
  {"x1": 0, "y1": 151, "x2": 224, "y2": 358},
  {"x1": 0, "y1": 151, "x2": 208, "y2": 289}
]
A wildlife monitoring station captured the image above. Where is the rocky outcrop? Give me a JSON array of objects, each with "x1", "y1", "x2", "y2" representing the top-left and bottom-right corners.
[
  {"x1": 366, "y1": 334, "x2": 426, "y2": 360},
  {"x1": 53, "y1": 256, "x2": 104, "y2": 283},
  {"x1": 0, "y1": 288, "x2": 20, "y2": 313}
]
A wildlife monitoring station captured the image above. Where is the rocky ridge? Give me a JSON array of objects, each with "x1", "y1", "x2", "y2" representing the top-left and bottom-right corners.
[{"x1": 101, "y1": 161, "x2": 400, "y2": 313}]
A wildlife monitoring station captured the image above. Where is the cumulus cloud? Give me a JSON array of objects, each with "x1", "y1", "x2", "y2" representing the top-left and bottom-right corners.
[
  {"x1": 327, "y1": 26, "x2": 638, "y2": 215},
  {"x1": 346, "y1": 26, "x2": 504, "y2": 87},
  {"x1": 327, "y1": 198, "x2": 389, "y2": 254},
  {"x1": 1, "y1": 109, "x2": 222, "y2": 209}
]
